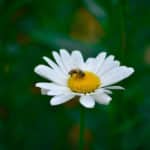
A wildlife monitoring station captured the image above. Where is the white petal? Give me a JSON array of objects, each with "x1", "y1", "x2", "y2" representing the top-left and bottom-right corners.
[
  {"x1": 79, "y1": 95, "x2": 95, "y2": 108},
  {"x1": 52, "y1": 51, "x2": 67, "y2": 74},
  {"x1": 36, "y1": 82, "x2": 69, "y2": 91},
  {"x1": 95, "y1": 88, "x2": 112, "y2": 95},
  {"x1": 34, "y1": 65, "x2": 53, "y2": 80},
  {"x1": 84, "y1": 58, "x2": 97, "y2": 72},
  {"x1": 43, "y1": 56, "x2": 58, "y2": 70},
  {"x1": 47, "y1": 87, "x2": 71, "y2": 96},
  {"x1": 60, "y1": 49, "x2": 74, "y2": 72},
  {"x1": 43, "y1": 56, "x2": 66, "y2": 76},
  {"x1": 47, "y1": 90, "x2": 71, "y2": 96},
  {"x1": 96, "y1": 52, "x2": 107, "y2": 60},
  {"x1": 41, "y1": 89, "x2": 49, "y2": 95},
  {"x1": 36, "y1": 82, "x2": 71, "y2": 96},
  {"x1": 93, "y1": 93, "x2": 112, "y2": 105},
  {"x1": 103, "y1": 89, "x2": 112, "y2": 94},
  {"x1": 94, "y1": 88, "x2": 104, "y2": 94},
  {"x1": 101, "y1": 66, "x2": 134, "y2": 87},
  {"x1": 105, "y1": 86, "x2": 124, "y2": 90},
  {"x1": 95, "y1": 52, "x2": 107, "y2": 73},
  {"x1": 98, "y1": 55, "x2": 120, "y2": 75},
  {"x1": 36, "y1": 82, "x2": 54, "y2": 89},
  {"x1": 86, "y1": 58, "x2": 95, "y2": 63},
  {"x1": 50, "y1": 94, "x2": 74, "y2": 106},
  {"x1": 71, "y1": 50, "x2": 84, "y2": 68},
  {"x1": 34, "y1": 65, "x2": 66, "y2": 85}
]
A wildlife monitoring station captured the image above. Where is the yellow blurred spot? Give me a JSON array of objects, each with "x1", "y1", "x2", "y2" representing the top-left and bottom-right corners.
[
  {"x1": 30, "y1": 86, "x2": 41, "y2": 94},
  {"x1": 12, "y1": 8, "x2": 26, "y2": 22},
  {"x1": 0, "y1": 106, "x2": 9, "y2": 121},
  {"x1": 17, "y1": 34, "x2": 31, "y2": 45},
  {"x1": 70, "y1": 8, "x2": 105, "y2": 43},
  {"x1": 144, "y1": 45, "x2": 150, "y2": 64},
  {"x1": 4, "y1": 64, "x2": 10, "y2": 73},
  {"x1": 69, "y1": 124, "x2": 93, "y2": 150}
]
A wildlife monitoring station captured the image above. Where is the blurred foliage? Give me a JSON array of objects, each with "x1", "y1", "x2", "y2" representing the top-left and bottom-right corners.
[{"x1": 0, "y1": 0, "x2": 150, "y2": 150}]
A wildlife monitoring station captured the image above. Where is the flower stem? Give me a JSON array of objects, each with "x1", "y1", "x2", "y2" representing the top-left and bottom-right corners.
[{"x1": 79, "y1": 106, "x2": 85, "y2": 150}]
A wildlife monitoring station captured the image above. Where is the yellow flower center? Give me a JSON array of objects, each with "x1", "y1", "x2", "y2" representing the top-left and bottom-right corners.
[{"x1": 68, "y1": 70, "x2": 101, "y2": 94}]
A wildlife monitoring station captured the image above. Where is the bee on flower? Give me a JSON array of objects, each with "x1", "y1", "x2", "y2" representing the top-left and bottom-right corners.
[{"x1": 34, "y1": 49, "x2": 134, "y2": 108}]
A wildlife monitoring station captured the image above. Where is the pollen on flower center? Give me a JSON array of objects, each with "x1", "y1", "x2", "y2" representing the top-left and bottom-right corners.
[{"x1": 68, "y1": 70, "x2": 101, "y2": 94}]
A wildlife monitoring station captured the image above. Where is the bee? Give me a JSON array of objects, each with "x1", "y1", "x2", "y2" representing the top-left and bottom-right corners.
[{"x1": 69, "y1": 69, "x2": 85, "y2": 78}]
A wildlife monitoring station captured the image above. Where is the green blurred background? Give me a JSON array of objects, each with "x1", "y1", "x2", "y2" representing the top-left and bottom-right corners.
[{"x1": 0, "y1": 0, "x2": 150, "y2": 149}]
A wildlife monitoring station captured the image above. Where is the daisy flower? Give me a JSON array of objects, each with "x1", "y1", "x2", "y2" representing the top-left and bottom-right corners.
[{"x1": 34, "y1": 49, "x2": 134, "y2": 108}]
